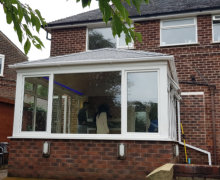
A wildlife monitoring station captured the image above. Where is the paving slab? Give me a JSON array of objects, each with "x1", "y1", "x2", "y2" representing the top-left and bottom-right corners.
[{"x1": 0, "y1": 170, "x2": 7, "y2": 180}]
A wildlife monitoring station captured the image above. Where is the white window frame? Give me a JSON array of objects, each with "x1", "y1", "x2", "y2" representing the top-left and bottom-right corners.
[
  {"x1": 86, "y1": 26, "x2": 134, "y2": 51},
  {"x1": 160, "y1": 17, "x2": 198, "y2": 46},
  {"x1": 12, "y1": 62, "x2": 172, "y2": 141},
  {"x1": 212, "y1": 15, "x2": 220, "y2": 43},
  {"x1": 0, "y1": 54, "x2": 5, "y2": 77}
]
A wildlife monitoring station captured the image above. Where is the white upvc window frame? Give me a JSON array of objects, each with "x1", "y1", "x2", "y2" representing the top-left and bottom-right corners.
[
  {"x1": 160, "y1": 17, "x2": 198, "y2": 46},
  {"x1": 212, "y1": 15, "x2": 220, "y2": 43},
  {"x1": 86, "y1": 26, "x2": 134, "y2": 51},
  {"x1": 0, "y1": 54, "x2": 5, "y2": 77},
  {"x1": 12, "y1": 62, "x2": 171, "y2": 141}
]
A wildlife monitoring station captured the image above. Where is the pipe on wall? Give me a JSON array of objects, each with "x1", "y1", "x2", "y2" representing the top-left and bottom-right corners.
[
  {"x1": 177, "y1": 101, "x2": 212, "y2": 165},
  {"x1": 210, "y1": 86, "x2": 217, "y2": 165},
  {"x1": 179, "y1": 81, "x2": 217, "y2": 165}
]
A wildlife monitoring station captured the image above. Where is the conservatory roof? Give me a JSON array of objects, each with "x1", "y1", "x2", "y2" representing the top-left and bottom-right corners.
[
  {"x1": 10, "y1": 48, "x2": 171, "y2": 67},
  {"x1": 9, "y1": 48, "x2": 178, "y2": 82}
]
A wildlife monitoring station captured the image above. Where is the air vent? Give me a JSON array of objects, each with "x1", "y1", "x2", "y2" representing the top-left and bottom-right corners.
[
  {"x1": 213, "y1": 15, "x2": 220, "y2": 20},
  {"x1": 213, "y1": 15, "x2": 220, "y2": 24}
]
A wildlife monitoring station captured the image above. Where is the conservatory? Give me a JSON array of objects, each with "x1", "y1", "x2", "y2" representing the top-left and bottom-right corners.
[{"x1": 10, "y1": 48, "x2": 180, "y2": 141}]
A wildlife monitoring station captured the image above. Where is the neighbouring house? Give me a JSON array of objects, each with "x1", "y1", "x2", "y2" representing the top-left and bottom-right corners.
[
  {"x1": 7, "y1": 0, "x2": 220, "y2": 179},
  {"x1": 0, "y1": 31, "x2": 27, "y2": 142}
]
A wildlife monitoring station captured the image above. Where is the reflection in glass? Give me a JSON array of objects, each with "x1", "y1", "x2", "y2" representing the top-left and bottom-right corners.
[
  {"x1": 88, "y1": 28, "x2": 116, "y2": 50},
  {"x1": 162, "y1": 26, "x2": 196, "y2": 45},
  {"x1": 162, "y1": 18, "x2": 194, "y2": 27},
  {"x1": 52, "y1": 72, "x2": 121, "y2": 134},
  {"x1": 0, "y1": 58, "x2": 2, "y2": 74},
  {"x1": 22, "y1": 77, "x2": 49, "y2": 131},
  {"x1": 127, "y1": 72, "x2": 158, "y2": 133},
  {"x1": 213, "y1": 24, "x2": 220, "y2": 42}
]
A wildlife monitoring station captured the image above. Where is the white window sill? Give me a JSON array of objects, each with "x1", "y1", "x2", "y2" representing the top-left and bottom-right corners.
[
  {"x1": 160, "y1": 43, "x2": 199, "y2": 47},
  {"x1": 9, "y1": 134, "x2": 174, "y2": 141}
]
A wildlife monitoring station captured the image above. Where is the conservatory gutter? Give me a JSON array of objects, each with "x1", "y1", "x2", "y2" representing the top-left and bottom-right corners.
[{"x1": 9, "y1": 55, "x2": 174, "y2": 69}]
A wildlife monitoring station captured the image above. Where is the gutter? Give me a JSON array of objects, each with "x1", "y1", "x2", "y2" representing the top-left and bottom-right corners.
[{"x1": 177, "y1": 101, "x2": 212, "y2": 165}]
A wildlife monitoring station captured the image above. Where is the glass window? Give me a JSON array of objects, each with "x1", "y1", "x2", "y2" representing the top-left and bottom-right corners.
[
  {"x1": 213, "y1": 15, "x2": 220, "y2": 42},
  {"x1": 161, "y1": 18, "x2": 197, "y2": 46},
  {"x1": 22, "y1": 77, "x2": 49, "y2": 131},
  {"x1": 52, "y1": 72, "x2": 121, "y2": 134},
  {"x1": 127, "y1": 72, "x2": 158, "y2": 133},
  {"x1": 0, "y1": 57, "x2": 3, "y2": 76},
  {"x1": 88, "y1": 27, "x2": 133, "y2": 50}
]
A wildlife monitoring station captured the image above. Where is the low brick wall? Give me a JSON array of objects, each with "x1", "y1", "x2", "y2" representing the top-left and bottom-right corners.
[
  {"x1": 8, "y1": 139, "x2": 176, "y2": 180},
  {"x1": 174, "y1": 164, "x2": 220, "y2": 179}
]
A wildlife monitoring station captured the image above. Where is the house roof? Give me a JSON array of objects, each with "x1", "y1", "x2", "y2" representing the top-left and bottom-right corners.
[
  {"x1": 46, "y1": 0, "x2": 220, "y2": 28},
  {"x1": 9, "y1": 48, "x2": 178, "y2": 83},
  {"x1": 0, "y1": 31, "x2": 27, "y2": 59}
]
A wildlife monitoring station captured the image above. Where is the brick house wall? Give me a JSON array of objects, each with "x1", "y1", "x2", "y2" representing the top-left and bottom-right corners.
[
  {"x1": 0, "y1": 31, "x2": 28, "y2": 100},
  {"x1": 135, "y1": 15, "x2": 220, "y2": 165},
  {"x1": 0, "y1": 31, "x2": 27, "y2": 142},
  {"x1": 8, "y1": 14, "x2": 220, "y2": 179},
  {"x1": 49, "y1": 15, "x2": 220, "y2": 165},
  {"x1": 50, "y1": 27, "x2": 87, "y2": 57}
]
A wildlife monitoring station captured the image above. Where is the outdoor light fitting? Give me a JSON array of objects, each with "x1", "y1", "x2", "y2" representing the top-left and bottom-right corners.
[
  {"x1": 118, "y1": 143, "x2": 126, "y2": 159},
  {"x1": 42, "y1": 141, "x2": 50, "y2": 158}
]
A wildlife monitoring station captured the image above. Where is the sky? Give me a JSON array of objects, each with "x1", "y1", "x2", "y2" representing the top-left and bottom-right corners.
[{"x1": 0, "y1": 0, "x2": 98, "y2": 61}]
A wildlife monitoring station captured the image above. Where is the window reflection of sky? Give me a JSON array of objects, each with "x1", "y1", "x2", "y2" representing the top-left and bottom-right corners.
[
  {"x1": 127, "y1": 72, "x2": 158, "y2": 103},
  {"x1": 214, "y1": 25, "x2": 220, "y2": 41}
]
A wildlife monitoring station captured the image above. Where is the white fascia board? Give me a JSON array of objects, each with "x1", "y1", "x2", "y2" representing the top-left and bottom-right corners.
[
  {"x1": 45, "y1": 10, "x2": 220, "y2": 31},
  {"x1": 9, "y1": 56, "x2": 174, "y2": 69}
]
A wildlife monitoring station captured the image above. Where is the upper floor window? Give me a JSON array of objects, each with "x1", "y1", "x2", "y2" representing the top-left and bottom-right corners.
[
  {"x1": 213, "y1": 15, "x2": 220, "y2": 42},
  {"x1": 160, "y1": 17, "x2": 197, "y2": 46},
  {"x1": 0, "y1": 55, "x2": 5, "y2": 76},
  {"x1": 88, "y1": 27, "x2": 133, "y2": 50}
]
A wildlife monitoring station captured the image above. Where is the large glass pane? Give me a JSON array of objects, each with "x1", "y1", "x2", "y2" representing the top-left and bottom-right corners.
[
  {"x1": 127, "y1": 72, "x2": 158, "y2": 133},
  {"x1": 88, "y1": 28, "x2": 116, "y2": 50},
  {"x1": 161, "y1": 26, "x2": 196, "y2": 45},
  {"x1": 22, "y1": 77, "x2": 49, "y2": 131},
  {"x1": 52, "y1": 72, "x2": 121, "y2": 134},
  {"x1": 162, "y1": 18, "x2": 194, "y2": 27},
  {"x1": 213, "y1": 24, "x2": 220, "y2": 42},
  {"x1": 118, "y1": 32, "x2": 133, "y2": 48},
  {"x1": 0, "y1": 58, "x2": 2, "y2": 74}
]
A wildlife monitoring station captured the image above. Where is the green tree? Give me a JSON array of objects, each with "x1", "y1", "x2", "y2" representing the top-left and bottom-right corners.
[{"x1": 0, "y1": 0, "x2": 148, "y2": 54}]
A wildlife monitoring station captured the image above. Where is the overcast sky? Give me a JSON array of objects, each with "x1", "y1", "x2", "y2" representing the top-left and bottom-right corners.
[{"x1": 0, "y1": 0, "x2": 98, "y2": 61}]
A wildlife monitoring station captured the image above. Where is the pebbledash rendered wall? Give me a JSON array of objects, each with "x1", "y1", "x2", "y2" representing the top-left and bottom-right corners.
[{"x1": 8, "y1": 14, "x2": 220, "y2": 179}]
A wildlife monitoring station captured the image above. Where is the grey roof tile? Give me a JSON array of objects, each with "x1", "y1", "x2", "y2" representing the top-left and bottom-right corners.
[
  {"x1": 47, "y1": 0, "x2": 220, "y2": 27},
  {"x1": 10, "y1": 48, "x2": 171, "y2": 68}
]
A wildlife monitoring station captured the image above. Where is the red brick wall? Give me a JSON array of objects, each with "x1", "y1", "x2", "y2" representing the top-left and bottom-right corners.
[
  {"x1": 8, "y1": 139, "x2": 176, "y2": 180},
  {"x1": 0, "y1": 32, "x2": 27, "y2": 100},
  {"x1": 50, "y1": 27, "x2": 87, "y2": 57},
  {"x1": 0, "y1": 32, "x2": 27, "y2": 142},
  {"x1": 135, "y1": 15, "x2": 220, "y2": 165}
]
